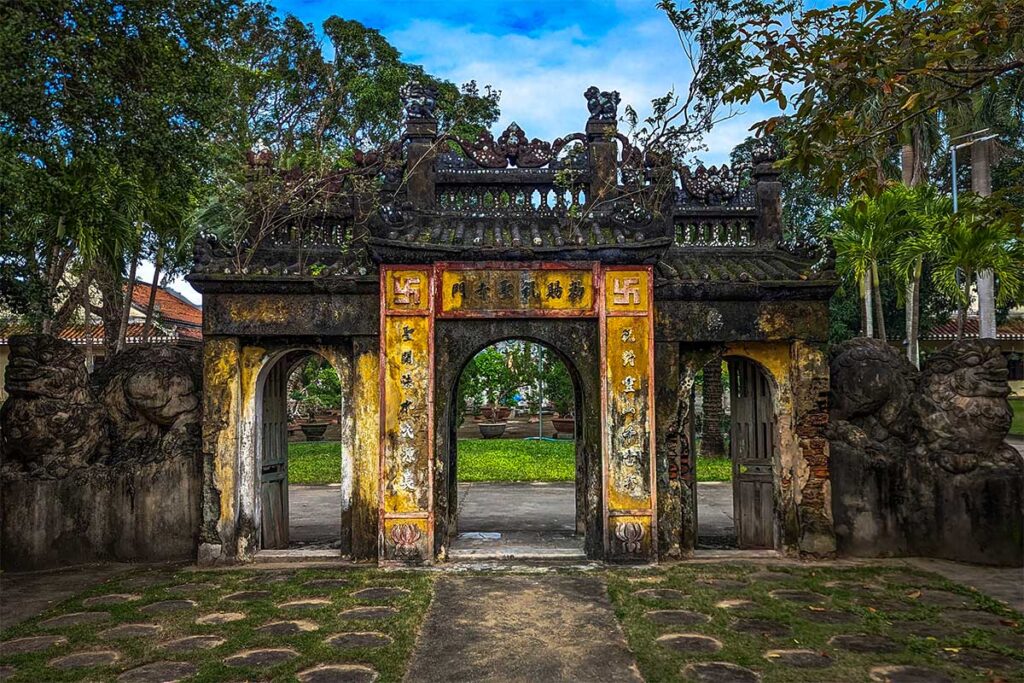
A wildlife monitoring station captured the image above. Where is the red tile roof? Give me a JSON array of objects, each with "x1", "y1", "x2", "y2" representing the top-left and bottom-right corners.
[
  {"x1": 130, "y1": 282, "x2": 202, "y2": 327},
  {"x1": 923, "y1": 316, "x2": 1024, "y2": 341},
  {"x1": 0, "y1": 322, "x2": 199, "y2": 346}
]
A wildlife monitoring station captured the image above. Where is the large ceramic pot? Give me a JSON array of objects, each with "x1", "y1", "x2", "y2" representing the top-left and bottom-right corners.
[
  {"x1": 478, "y1": 422, "x2": 507, "y2": 439},
  {"x1": 551, "y1": 417, "x2": 575, "y2": 437},
  {"x1": 299, "y1": 421, "x2": 330, "y2": 442}
]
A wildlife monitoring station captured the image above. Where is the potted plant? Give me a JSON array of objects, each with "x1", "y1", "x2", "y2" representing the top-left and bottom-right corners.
[
  {"x1": 297, "y1": 396, "x2": 330, "y2": 441},
  {"x1": 547, "y1": 360, "x2": 575, "y2": 438}
]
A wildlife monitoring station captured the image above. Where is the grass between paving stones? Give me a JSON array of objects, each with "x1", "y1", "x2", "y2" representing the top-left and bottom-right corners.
[
  {"x1": 0, "y1": 566, "x2": 433, "y2": 683},
  {"x1": 1011, "y1": 397, "x2": 1023, "y2": 436},
  {"x1": 607, "y1": 563, "x2": 1024, "y2": 683}
]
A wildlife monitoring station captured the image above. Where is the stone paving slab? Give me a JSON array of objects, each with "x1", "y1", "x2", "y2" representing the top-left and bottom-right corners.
[{"x1": 404, "y1": 574, "x2": 642, "y2": 683}]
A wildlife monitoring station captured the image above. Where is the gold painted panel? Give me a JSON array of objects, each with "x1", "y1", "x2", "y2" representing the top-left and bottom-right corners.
[
  {"x1": 382, "y1": 315, "x2": 431, "y2": 513},
  {"x1": 439, "y1": 268, "x2": 594, "y2": 315},
  {"x1": 605, "y1": 314, "x2": 652, "y2": 511},
  {"x1": 385, "y1": 269, "x2": 430, "y2": 311},
  {"x1": 604, "y1": 269, "x2": 650, "y2": 313}
]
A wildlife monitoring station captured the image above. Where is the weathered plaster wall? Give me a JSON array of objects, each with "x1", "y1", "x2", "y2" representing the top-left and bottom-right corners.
[
  {"x1": 1, "y1": 457, "x2": 200, "y2": 570},
  {"x1": 199, "y1": 336, "x2": 241, "y2": 565},
  {"x1": 655, "y1": 300, "x2": 830, "y2": 344}
]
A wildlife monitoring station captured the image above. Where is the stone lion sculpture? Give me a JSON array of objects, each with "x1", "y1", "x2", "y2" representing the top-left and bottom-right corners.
[
  {"x1": 91, "y1": 344, "x2": 202, "y2": 465},
  {"x1": 828, "y1": 336, "x2": 1022, "y2": 564},
  {"x1": 585, "y1": 86, "x2": 620, "y2": 122},
  {"x1": 1, "y1": 334, "x2": 202, "y2": 477},
  {"x1": 0, "y1": 335, "x2": 108, "y2": 476}
]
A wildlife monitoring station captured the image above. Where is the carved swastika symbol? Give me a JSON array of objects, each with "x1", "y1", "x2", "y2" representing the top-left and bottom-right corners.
[
  {"x1": 393, "y1": 276, "x2": 422, "y2": 306},
  {"x1": 612, "y1": 276, "x2": 641, "y2": 305}
]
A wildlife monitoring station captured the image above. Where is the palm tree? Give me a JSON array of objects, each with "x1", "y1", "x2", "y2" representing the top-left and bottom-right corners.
[
  {"x1": 827, "y1": 188, "x2": 920, "y2": 339},
  {"x1": 897, "y1": 198, "x2": 1024, "y2": 340}
]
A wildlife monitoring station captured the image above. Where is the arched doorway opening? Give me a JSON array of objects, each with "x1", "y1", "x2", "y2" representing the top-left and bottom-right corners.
[
  {"x1": 445, "y1": 339, "x2": 585, "y2": 558},
  {"x1": 257, "y1": 350, "x2": 348, "y2": 553},
  {"x1": 691, "y1": 355, "x2": 779, "y2": 550}
]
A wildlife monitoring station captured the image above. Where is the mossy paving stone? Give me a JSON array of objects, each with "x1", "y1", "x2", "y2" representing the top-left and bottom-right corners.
[
  {"x1": 941, "y1": 608, "x2": 1017, "y2": 629},
  {"x1": 255, "y1": 619, "x2": 319, "y2": 635},
  {"x1": 83, "y1": 593, "x2": 142, "y2": 607},
  {"x1": 139, "y1": 599, "x2": 197, "y2": 615},
  {"x1": 881, "y1": 571, "x2": 934, "y2": 586},
  {"x1": 829, "y1": 633, "x2": 900, "y2": 653},
  {"x1": 695, "y1": 578, "x2": 748, "y2": 590},
  {"x1": 164, "y1": 582, "x2": 219, "y2": 595},
  {"x1": 747, "y1": 571, "x2": 801, "y2": 583},
  {"x1": 338, "y1": 606, "x2": 398, "y2": 621},
  {"x1": 119, "y1": 574, "x2": 172, "y2": 590},
  {"x1": 195, "y1": 611, "x2": 246, "y2": 625},
  {"x1": 714, "y1": 599, "x2": 757, "y2": 612},
  {"x1": 645, "y1": 609, "x2": 711, "y2": 627},
  {"x1": 907, "y1": 589, "x2": 974, "y2": 609},
  {"x1": 890, "y1": 620, "x2": 957, "y2": 639},
  {"x1": 768, "y1": 589, "x2": 827, "y2": 604},
  {"x1": 39, "y1": 611, "x2": 111, "y2": 628},
  {"x1": 634, "y1": 588, "x2": 687, "y2": 601},
  {"x1": 822, "y1": 580, "x2": 885, "y2": 597},
  {"x1": 855, "y1": 597, "x2": 913, "y2": 614},
  {"x1": 0, "y1": 635, "x2": 67, "y2": 655},
  {"x1": 222, "y1": 590, "x2": 271, "y2": 602},
  {"x1": 245, "y1": 572, "x2": 296, "y2": 585},
  {"x1": 224, "y1": 647, "x2": 299, "y2": 667},
  {"x1": 940, "y1": 647, "x2": 1019, "y2": 672},
  {"x1": 99, "y1": 623, "x2": 163, "y2": 640},
  {"x1": 49, "y1": 650, "x2": 121, "y2": 668},
  {"x1": 280, "y1": 598, "x2": 333, "y2": 610},
  {"x1": 325, "y1": 632, "x2": 394, "y2": 650},
  {"x1": 296, "y1": 664, "x2": 379, "y2": 683},
  {"x1": 116, "y1": 661, "x2": 198, "y2": 683},
  {"x1": 656, "y1": 633, "x2": 723, "y2": 654},
  {"x1": 303, "y1": 578, "x2": 350, "y2": 590},
  {"x1": 869, "y1": 665, "x2": 954, "y2": 683},
  {"x1": 0, "y1": 666, "x2": 13, "y2": 681},
  {"x1": 763, "y1": 649, "x2": 833, "y2": 668},
  {"x1": 799, "y1": 608, "x2": 859, "y2": 625},
  {"x1": 351, "y1": 587, "x2": 411, "y2": 601},
  {"x1": 731, "y1": 618, "x2": 792, "y2": 637},
  {"x1": 989, "y1": 629, "x2": 1024, "y2": 650},
  {"x1": 682, "y1": 661, "x2": 761, "y2": 682},
  {"x1": 161, "y1": 635, "x2": 226, "y2": 653}
]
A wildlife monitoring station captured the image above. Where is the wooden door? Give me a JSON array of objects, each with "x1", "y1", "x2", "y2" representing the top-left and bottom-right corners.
[
  {"x1": 260, "y1": 359, "x2": 290, "y2": 549},
  {"x1": 728, "y1": 359, "x2": 776, "y2": 549}
]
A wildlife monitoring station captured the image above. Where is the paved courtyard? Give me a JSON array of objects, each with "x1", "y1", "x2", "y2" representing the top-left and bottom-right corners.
[{"x1": 1, "y1": 560, "x2": 1021, "y2": 682}]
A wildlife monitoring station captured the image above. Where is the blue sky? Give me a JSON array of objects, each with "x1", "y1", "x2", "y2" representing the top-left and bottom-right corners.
[
  {"x1": 278, "y1": 0, "x2": 780, "y2": 164},
  {"x1": 162, "y1": 0, "x2": 782, "y2": 302}
]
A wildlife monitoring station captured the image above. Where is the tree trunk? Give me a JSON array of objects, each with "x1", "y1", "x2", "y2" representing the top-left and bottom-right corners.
[
  {"x1": 700, "y1": 359, "x2": 725, "y2": 459},
  {"x1": 957, "y1": 270, "x2": 972, "y2": 341},
  {"x1": 973, "y1": 139, "x2": 996, "y2": 339},
  {"x1": 871, "y1": 262, "x2": 886, "y2": 342},
  {"x1": 907, "y1": 258, "x2": 922, "y2": 367},
  {"x1": 900, "y1": 144, "x2": 915, "y2": 186},
  {"x1": 142, "y1": 244, "x2": 163, "y2": 342},
  {"x1": 861, "y1": 271, "x2": 874, "y2": 338},
  {"x1": 82, "y1": 272, "x2": 94, "y2": 372},
  {"x1": 116, "y1": 242, "x2": 140, "y2": 353}
]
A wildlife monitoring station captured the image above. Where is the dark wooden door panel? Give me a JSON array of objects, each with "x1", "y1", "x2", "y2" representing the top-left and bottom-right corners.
[{"x1": 729, "y1": 359, "x2": 776, "y2": 549}]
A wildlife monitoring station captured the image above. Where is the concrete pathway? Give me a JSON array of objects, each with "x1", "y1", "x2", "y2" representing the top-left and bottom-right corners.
[
  {"x1": 404, "y1": 574, "x2": 643, "y2": 683},
  {"x1": 288, "y1": 485, "x2": 341, "y2": 546},
  {"x1": 0, "y1": 563, "x2": 143, "y2": 628},
  {"x1": 904, "y1": 557, "x2": 1024, "y2": 611}
]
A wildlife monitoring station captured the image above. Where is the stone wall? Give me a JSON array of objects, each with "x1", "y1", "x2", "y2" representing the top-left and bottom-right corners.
[
  {"x1": 0, "y1": 334, "x2": 203, "y2": 570},
  {"x1": 1, "y1": 457, "x2": 200, "y2": 570}
]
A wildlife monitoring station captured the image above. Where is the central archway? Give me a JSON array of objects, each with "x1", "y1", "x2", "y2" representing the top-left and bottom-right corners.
[{"x1": 432, "y1": 319, "x2": 604, "y2": 559}]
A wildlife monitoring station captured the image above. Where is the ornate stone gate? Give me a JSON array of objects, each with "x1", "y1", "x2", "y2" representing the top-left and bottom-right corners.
[{"x1": 189, "y1": 83, "x2": 837, "y2": 566}]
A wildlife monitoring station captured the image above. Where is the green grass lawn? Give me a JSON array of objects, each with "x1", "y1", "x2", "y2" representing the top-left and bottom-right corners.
[
  {"x1": 1011, "y1": 397, "x2": 1024, "y2": 436},
  {"x1": 288, "y1": 441, "x2": 343, "y2": 485},
  {"x1": 286, "y1": 440, "x2": 734, "y2": 484}
]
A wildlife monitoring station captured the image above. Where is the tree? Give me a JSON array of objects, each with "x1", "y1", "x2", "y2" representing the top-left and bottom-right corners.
[
  {"x1": 680, "y1": 0, "x2": 1024, "y2": 195},
  {"x1": 825, "y1": 188, "x2": 923, "y2": 339},
  {"x1": 1, "y1": 0, "x2": 233, "y2": 345},
  {"x1": 896, "y1": 196, "x2": 1024, "y2": 339}
]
